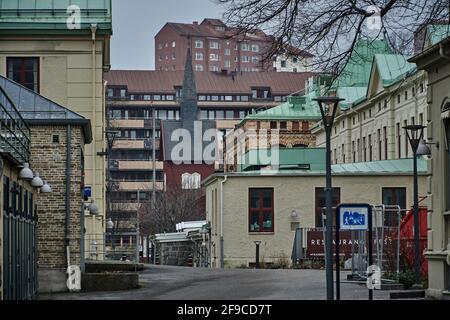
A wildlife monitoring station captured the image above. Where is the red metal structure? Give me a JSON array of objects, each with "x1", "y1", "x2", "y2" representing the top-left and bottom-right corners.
[{"x1": 400, "y1": 206, "x2": 428, "y2": 276}]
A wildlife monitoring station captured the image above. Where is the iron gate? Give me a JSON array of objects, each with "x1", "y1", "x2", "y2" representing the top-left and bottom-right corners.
[{"x1": 2, "y1": 179, "x2": 38, "y2": 300}]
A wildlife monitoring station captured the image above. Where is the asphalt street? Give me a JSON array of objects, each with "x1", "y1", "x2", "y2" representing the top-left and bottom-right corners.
[{"x1": 39, "y1": 265, "x2": 391, "y2": 300}]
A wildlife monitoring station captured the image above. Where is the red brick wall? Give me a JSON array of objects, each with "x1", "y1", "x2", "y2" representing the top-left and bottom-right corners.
[{"x1": 164, "y1": 161, "x2": 215, "y2": 191}]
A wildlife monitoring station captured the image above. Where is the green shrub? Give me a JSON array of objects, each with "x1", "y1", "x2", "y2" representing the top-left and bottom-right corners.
[{"x1": 398, "y1": 270, "x2": 416, "y2": 289}]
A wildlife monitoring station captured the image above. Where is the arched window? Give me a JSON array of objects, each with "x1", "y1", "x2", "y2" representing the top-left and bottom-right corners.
[{"x1": 181, "y1": 172, "x2": 201, "y2": 190}]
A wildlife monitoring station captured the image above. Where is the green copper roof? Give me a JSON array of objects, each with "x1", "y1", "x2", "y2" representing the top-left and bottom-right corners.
[
  {"x1": 373, "y1": 54, "x2": 416, "y2": 87},
  {"x1": 426, "y1": 24, "x2": 450, "y2": 47},
  {"x1": 233, "y1": 157, "x2": 428, "y2": 175},
  {"x1": 0, "y1": 0, "x2": 112, "y2": 35},
  {"x1": 239, "y1": 147, "x2": 326, "y2": 172},
  {"x1": 333, "y1": 39, "x2": 393, "y2": 89},
  {"x1": 244, "y1": 90, "x2": 322, "y2": 122},
  {"x1": 337, "y1": 86, "x2": 367, "y2": 109},
  {"x1": 331, "y1": 157, "x2": 427, "y2": 174}
]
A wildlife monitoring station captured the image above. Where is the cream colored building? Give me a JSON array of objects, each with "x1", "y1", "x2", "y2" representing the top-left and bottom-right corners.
[
  {"x1": 314, "y1": 54, "x2": 428, "y2": 164},
  {"x1": 410, "y1": 28, "x2": 450, "y2": 299},
  {"x1": 0, "y1": 1, "x2": 112, "y2": 253},
  {"x1": 204, "y1": 158, "x2": 428, "y2": 268}
]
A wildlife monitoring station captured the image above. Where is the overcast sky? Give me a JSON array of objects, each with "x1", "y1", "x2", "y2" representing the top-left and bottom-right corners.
[{"x1": 110, "y1": 0, "x2": 224, "y2": 70}]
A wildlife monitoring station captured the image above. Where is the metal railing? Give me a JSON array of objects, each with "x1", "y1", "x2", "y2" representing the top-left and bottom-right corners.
[{"x1": 0, "y1": 86, "x2": 31, "y2": 164}]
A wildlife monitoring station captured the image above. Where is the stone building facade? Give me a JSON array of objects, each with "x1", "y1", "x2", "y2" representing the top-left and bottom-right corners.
[
  {"x1": 1, "y1": 74, "x2": 92, "y2": 293},
  {"x1": 30, "y1": 126, "x2": 85, "y2": 292},
  {"x1": 410, "y1": 33, "x2": 450, "y2": 300}
]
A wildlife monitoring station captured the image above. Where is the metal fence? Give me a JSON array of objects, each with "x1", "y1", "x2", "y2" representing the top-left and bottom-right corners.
[{"x1": 2, "y1": 203, "x2": 38, "y2": 300}]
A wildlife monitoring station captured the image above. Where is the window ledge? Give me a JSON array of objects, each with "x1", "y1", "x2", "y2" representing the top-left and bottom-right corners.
[{"x1": 249, "y1": 232, "x2": 275, "y2": 235}]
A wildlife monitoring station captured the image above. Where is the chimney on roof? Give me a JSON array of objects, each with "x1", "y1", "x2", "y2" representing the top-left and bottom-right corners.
[{"x1": 193, "y1": 21, "x2": 198, "y2": 25}]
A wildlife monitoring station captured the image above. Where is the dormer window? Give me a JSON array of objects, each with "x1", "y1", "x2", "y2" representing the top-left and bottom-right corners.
[{"x1": 252, "y1": 87, "x2": 271, "y2": 100}]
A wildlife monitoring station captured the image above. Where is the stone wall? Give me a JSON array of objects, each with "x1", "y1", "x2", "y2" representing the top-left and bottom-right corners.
[{"x1": 30, "y1": 125, "x2": 84, "y2": 271}]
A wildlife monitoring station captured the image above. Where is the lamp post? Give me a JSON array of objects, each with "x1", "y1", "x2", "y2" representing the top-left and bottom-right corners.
[
  {"x1": 404, "y1": 124, "x2": 427, "y2": 289},
  {"x1": 314, "y1": 96, "x2": 345, "y2": 300}
]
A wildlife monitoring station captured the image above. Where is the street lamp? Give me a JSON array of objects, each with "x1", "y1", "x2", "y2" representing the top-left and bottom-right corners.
[
  {"x1": 404, "y1": 124, "x2": 426, "y2": 289},
  {"x1": 314, "y1": 96, "x2": 345, "y2": 301}
]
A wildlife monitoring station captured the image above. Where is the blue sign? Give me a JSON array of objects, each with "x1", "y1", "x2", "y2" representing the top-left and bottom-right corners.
[
  {"x1": 338, "y1": 205, "x2": 370, "y2": 231},
  {"x1": 84, "y1": 186, "x2": 92, "y2": 199}
]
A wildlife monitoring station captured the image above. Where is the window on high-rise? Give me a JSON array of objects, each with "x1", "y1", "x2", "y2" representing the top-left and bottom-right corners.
[{"x1": 195, "y1": 40, "x2": 203, "y2": 48}]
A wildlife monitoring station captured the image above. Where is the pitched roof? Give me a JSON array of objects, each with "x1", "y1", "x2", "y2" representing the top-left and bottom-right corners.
[
  {"x1": 105, "y1": 70, "x2": 317, "y2": 95},
  {"x1": 333, "y1": 39, "x2": 393, "y2": 89},
  {"x1": 426, "y1": 24, "x2": 450, "y2": 47},
  {"x1": 244, "y1": 94, "x2": 322, "y2": 121},
  {"x1": 373, "y1": 54, "x2": 417, "y2": 87},
  {"x1": 0, "y1": 75, "x2": 92, "y2": 143}
]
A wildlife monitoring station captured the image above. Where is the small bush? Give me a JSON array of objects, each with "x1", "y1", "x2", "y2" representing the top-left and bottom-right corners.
[{"x1": 398, "y1": 270, "x2": 416, "y2": 289}]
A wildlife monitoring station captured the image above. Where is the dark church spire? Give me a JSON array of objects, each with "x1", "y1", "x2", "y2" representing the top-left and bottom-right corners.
[{"x1": 180, "y1": 48, "x2": 198, "y2": 122}]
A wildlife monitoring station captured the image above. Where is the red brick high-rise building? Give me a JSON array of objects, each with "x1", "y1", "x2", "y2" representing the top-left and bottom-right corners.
[{"x1": 155, "y1": 18, "x2": 313, "y2": 73}]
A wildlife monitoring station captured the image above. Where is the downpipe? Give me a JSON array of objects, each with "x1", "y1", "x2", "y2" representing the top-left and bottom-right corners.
[{"x1": 220, "y1": 175, "x2": 228, "y2": 268}]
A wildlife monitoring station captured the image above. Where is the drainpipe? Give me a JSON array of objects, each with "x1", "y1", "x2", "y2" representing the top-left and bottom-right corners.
[
  {"x1": 90, "y1": 24, "x2": 97, "y2": 217},
  {"x1": 65, "y1": 125, "x2": 72, "y2": 267},
  {"x1": 219, "y1": 176, "x2": 228, "y2": 268}
]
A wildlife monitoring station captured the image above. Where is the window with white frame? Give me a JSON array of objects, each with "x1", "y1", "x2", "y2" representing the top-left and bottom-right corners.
[
  {"x1": 242, "y1": 56, "x2": 250, "y2": 63},
  {"x1": 241, "y1": 43, "x2": 250, "y2": 51},
  {"x1": 224, "y1": 60, "x2": 231, "y2": 68},
  {"x1": 210, "y1": 41, "x2": 220, "y2": 49},
  {"x1": 209, "y1": 65, "x2": 220, "y2": 72},
  {"x1": 210, "y1": 53, "x2": 219, "y2": 61},
  {"x1": 182, "y1": 173, "x2": 201, "y2": 189},
  {"x1": 195, "y1": 52, "x2": 204, "y2": 60},
  {"x1": 224, "y1": 48, "x2": 231, "y2": 56},
  {"x1": 195, "y1": 64, "x2": 204, "y2": 72},
  {"x1": 172, "y1": 41, "x2": 176, "y2": 48},
  {"x1": 251, "y1": 44, "x2": 260, "y2": 52},
  {"x1": 251, "y1": 56, "x2": 259, "y2": 64},
  {"x1": 195, "y1": 40, "x2": 204, "y2": 48}
]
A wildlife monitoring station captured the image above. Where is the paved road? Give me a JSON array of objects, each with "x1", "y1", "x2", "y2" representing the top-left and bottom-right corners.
[{"x1": 40, "y1": 265, "x2": 390, "y2": 300}]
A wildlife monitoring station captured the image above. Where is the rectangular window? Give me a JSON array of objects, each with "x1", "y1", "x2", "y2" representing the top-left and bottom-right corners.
[
  {"x1": 280, "y1": 121, "x2": 287, "y2": 130},
  {"x1": 292, "y1": 121, "x2": 300, "y2": 131},
  {"x1": 315, "y1": 188, "x2": 341, "y2": 227},
  {"x1": 195, "y1": 40, "x2": 203, "y2": 48},
  {"x1": 225, "y1": 110, "x2": 234, "y2": 119},
  {"x1": 242, "y1": 56, "x2": 250, "y2": 63},
  {"x1": 7, "y1": 57, "x2": 39, "y2": 92},
  {"x1": 404, "y1": 120, "x2": 409, "y2": 157},
  {"x1": 251, "y1": 44, "x2": 260, "y2": 52},
  {"x1": 224, "y1": 60, "x2": 231, "y2": 68},
  {"x1": 210, "y1": 41, "x2": 220, "y2": 49},
  {"x1": 241, "y1": 43, "x2": 250, "y2": 51},
  {"x1": 382, "y1": 188, "x2": 407, "y2": 224},
  {"x1": 384, "y1": 126, "x2": 388, "y2": 160},
  {"x1": 224, "y1": 48, "x2": 231, "y2": 56},
  {"x1": 249, "y1": 188, "x2": 274, "y2": 233},
  {"x1": 107, "y1": 88, "x2": 114, "y2": 97},
  {"x1": 397, "y1": 123, "x2": 401, "y2": 158},
  {"x1": 210, "y1": 54, "x2": 219, "y2": 61},
  {"x1": 302, "y1": 121, "x2": 309, "y2": 131},
  {"x1": 195, "y1": 64, "x2": 204, "y2": 72},
  {"x1": 195, "y1": 52, "x2": 204, "y2": 61},
  {"x1": 270, "y1": 121, "x2": 277, "y2": 129},
  {"x1": 251, "y1": 56, "x2": 259, "y2": 64}
]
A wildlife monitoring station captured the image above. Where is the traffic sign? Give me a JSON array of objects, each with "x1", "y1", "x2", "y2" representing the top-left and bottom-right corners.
[{"x1": 338, "y1": 206, "x2": 370, "y2": 231}]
